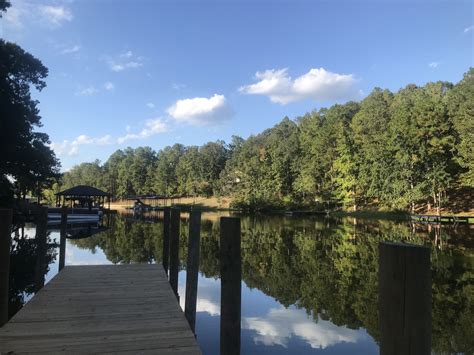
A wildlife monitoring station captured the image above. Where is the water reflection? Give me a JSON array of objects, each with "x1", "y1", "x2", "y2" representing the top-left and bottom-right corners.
[
  {"x1": 242, "y1": 307, "x2": 363, "y2": 349},
  {"x1": 6, "y1": 212, "x2": 474, "y2": 354},
  {"x1": 8, "y1": 224, "x2": 57, "y2": 319}
]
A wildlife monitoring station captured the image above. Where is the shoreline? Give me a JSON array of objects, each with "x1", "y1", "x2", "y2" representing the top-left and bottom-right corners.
[{"x1": 110, "y1": 202, "x2": 473, "y2": 222}]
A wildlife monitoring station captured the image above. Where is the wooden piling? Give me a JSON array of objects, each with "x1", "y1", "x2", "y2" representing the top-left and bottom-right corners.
[
  {"x1": 220, "y1": 217, "x2": 241, "y2": 355},
  {"x1": 34, "y1": 207, "x2": 48, "y2": 293},
  {"x1": 169, "y1": 208, "x2": 180, "y2": 297},
  {"x1": 59, "y1": 206, "x2": 67, "y2": 271},
  {"x1": 185, "y1": 210, "x2": 201, "y2": 333},
  {"x1": 379, "y1": 242, "x2": 431, "y2": 355},
  {"x1": 162, "y1": 207, "x2": 171, "y2": 274},
  {"x1": 0, "y1": 209, "x2": 13, "y2": 327}
]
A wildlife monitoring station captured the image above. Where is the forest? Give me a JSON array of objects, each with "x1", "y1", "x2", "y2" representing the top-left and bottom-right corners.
[{"x1": 53, "y1": 69, "x2": 473, "y2": 212}]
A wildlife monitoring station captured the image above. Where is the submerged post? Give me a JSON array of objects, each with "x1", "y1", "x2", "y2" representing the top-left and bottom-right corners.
[
  {"x1": 0, "y1": 209, "x2": 13, "y2": 327},
  {"x1": 59, "y1": 206, "x2": 67, "y2": 272},
  {"x1": 185, "y1": 210, "x2": 201, "y2": 333},
  {"x1": 379, "y1": 242, "x2": 431, "y2": 355},
  {"x1": 34, "y1": 207, "x2": 48, "y2": 293},
  {"x1": 169, "y1": 207, "x2": 180, "y2": 297},
  {"x1": 162, "y1": 207, "x2": 171, "y2": 274},
  {"x1": 220, "y1": 217, "x2": 241, "y2": 355}
]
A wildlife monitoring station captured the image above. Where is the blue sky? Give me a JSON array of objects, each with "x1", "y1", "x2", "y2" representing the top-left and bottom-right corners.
[{"x1": 1, "y1": 0, "x2": 472, "y2": 170}]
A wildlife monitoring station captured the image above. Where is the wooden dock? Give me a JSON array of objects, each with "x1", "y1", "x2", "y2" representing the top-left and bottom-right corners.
[
  {"x1": 0, "y1": 264, "x2": 201, "y2": 354},
  {"x1": 411, "y1": 214, "x2": 473, "y2": 224}
]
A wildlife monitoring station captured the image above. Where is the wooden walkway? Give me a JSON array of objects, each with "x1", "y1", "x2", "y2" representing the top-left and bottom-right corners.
[
  {"x1": 411, "y1": 214, "x2": 473, "y2": 224},
  {"x1": 0, "y1": 264, "x2": 201, "y2": 354}
]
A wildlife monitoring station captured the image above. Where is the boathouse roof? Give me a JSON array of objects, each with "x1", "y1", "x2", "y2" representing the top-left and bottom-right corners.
[{"x1": 56, "y1": 185, "x2": 110, "y2": 197}]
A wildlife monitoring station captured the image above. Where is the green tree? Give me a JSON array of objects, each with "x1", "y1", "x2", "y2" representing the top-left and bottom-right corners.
[
  {"x1": 412, "y1": 82, "x2": 456, "y2": 212},
  {"x1": 447, "y1": 68, "x2": 474, "y2": 187},
  {"x1": 351, "y1": 88, "x2": 394, "y2": 206},
  {"x1": 197, "y1": 141, "x2": 228, "y2": 196},
  {"x1": 153, "y1": 144, "x2": 185, "y2": 195},
  {"x1": 0, "y1": 35, "x2": 59, "y2": 205}
]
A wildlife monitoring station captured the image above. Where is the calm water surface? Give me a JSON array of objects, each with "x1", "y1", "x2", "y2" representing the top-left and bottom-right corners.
[{"x1": 8, "y1": 212, "x2": 474, "y2": 354}]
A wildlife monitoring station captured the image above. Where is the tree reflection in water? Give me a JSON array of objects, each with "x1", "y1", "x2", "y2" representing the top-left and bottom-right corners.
[
  {"x1": 10, "y1": 213, "x2": 473, "y2": 354},
  {"x1": 8, "y1": 225, "x2": 57, "y2": 319}
]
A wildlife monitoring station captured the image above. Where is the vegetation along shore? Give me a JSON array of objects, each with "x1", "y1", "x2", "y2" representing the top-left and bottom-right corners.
[{"x1": 44, "y1": 69, "x2": 474, "y2": 215}]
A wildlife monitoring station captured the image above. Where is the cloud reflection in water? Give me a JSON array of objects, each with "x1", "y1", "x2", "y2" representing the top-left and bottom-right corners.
[{"x1": 243, "y1": 306, "x2": 362, "y2": 349}]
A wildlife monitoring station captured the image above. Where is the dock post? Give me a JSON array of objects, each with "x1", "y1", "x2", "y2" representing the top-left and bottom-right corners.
[
  {"x1": 169, "y1": 207, "x2": 180, "y2": 297},
  {"x1": 162, "y1": 207, "x2": 171, "y2": 274},
  {"x1": 59, "y1": 206, "x2": 67, "y2": 271},
  {"x1": 0, "y1": 209, "x2": 12, "y2": 327},
  {"x1": 34, "y1": 207, "x2": 48, "y2": 293},
  {"x1": 379, "y1": 242, "x2": 431, "y2": 355},
  {"x1": 220, "y1": 217, "x2": 241, "y2": 355},
  {"x1": 185, "y1": 210, "x2": 201, "y2": 333}
]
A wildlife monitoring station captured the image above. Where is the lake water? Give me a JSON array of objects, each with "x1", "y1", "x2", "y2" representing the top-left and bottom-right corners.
[{"x1": 7, "y1": 212, "x2": 474, "y2": 354}]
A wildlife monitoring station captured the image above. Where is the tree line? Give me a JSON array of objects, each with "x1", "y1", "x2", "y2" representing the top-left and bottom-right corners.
[{"x1": 57, "y1": 69, "x2": 473, "y2": 212}]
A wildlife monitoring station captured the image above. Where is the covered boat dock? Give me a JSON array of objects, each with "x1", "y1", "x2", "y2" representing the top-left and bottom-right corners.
[{"x1": 55, "y1": 185, "x2": 111, "y2": 210}]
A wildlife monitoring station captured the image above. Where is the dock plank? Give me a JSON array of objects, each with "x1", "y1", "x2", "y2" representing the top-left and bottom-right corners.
[{"x1": 0, "y1": 264, "x2": 201, "y2": 354}]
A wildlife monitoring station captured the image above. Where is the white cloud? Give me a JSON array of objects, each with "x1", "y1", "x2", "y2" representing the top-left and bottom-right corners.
[
  {"x1": 146, "y1": 102, "x2": 155, "y2": 108},
  {"x1": 172, "y1": 83, "x2": 186, "y2": 90},
  {"x1": 106, "y1": 51, "x2": 144, "y2": 72},
  {"x1": 110, "y1": 62, "x2": 142, "y2": 72},
  {"x1": 68, "y1": 145, "x2": 79, "y2": 156},
  {"x1": 242, "y1": 306, "x2": 363, "y2": 349},
  {"x1": 178, "y1": 275, "x2": 221, "y2": 316},
  {"x1": 3, "y1": 1, "x2": 73, "y2": 30},
  {"x1": 104, "y1": 82, "x2": 115, "y2": 91},
  {"x1": 167, "y1": 94, "x2": 233, "y2": 126},
  {"x1": 71, "y1": 134, "x2": 113, "y2": 146},
  {"x1": 72, "y1": 134, "x2": 93, "y2": 145},
  {"x1": 239, "y1": 67, "x2": 358, "y2": 104},
  {"x1": 464, "y1": 25, "x2": 474, "y2": 33},
  {"x1": 49, "y1": 140, "x2": 72, "y2": 156},
  {"x1": 428, "y1": 62, "x2": 439, "y2": 69},
  {"x1": 39, "y1": 5, "x2": 73, "y2": 27},
  {"x1": 95, "y1": 135, "x2": 113, "y2": 145},
  {"x1": 117, "y1": 118, "x2": 169, "y2": 143},
  {"x1": 76, "y1": 86, "x2": 99, "y2": 96},
  {"x1": 61, "y1": 45, "x2": 81, "y2": 55},
  {"x1": 120, "y1": 50, "x2": 133, "y2": 59},
  {"x1": 3, "y1": 4, "x2": 23, "y2": 29},
  {"x1": 50, "y1": 134, "x2": 113, "y2": 157}
]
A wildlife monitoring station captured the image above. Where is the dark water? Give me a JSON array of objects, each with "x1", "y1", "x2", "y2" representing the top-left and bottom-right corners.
[{"x1": 7, "y1": 212, "x2": 474, "y2": 354}]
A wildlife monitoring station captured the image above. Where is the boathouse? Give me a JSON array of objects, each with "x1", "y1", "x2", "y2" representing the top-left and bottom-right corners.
[{"x1": 55, "y1": 185, "x2": 111, "y2": 210}]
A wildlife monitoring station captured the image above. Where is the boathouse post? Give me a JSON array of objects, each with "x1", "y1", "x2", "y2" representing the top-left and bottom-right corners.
[
  {"x1": 162, "y1": 207, "x2": 171, "y2": 274},
  {"x1": 34, "y1": 207, "x2": 48, "y2": 293},
  {"x1": 59, "y1": 206, "x2": 68, "y2": 271},
  {"x1": 169, "y1": 207, "x2": 180, "y2": 297},
  {"x1": 379, "y1": 242, "x2": 431, "y2": 355},
  {"x1": 185, "y1": 210, "x2": 201, "y2": 333},
  {"x1": 220, "y1": 217, "x2": 241, "y2": 355},
  {"x1": 0, "y1": 209, "x2": 13, "y2": 327}
]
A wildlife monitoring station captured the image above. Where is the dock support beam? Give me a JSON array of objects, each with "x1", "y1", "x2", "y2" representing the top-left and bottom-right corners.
[
  {"x1": 379, "y1": 242, "x2": 431, "y2": 355},
  {"x1": 169, "y1": 208, "x2": 180, "y2": 297},
  {"x1": 185, "y1": 210, "x2": 201, "y2": 333},
  {"x1": 34, "y1": 207, "x2": 48, "y2": 293},
  {"x1": 59, "y1": 206, "x2": 67, "y2": 271},
  {"x1": 220, "y1": 217, "x2": 241, "y2": 355},
  {"x1": 0, "y1": 209, "x2": 12, "y2": 327},
  {"x1": 162, "y1": 207, "x2": 171, "y2": 275}
]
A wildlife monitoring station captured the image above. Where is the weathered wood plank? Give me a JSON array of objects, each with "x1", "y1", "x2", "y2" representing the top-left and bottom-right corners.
[{"x1": 0, "y1": 264, "x2": 201, "y2": 354}]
